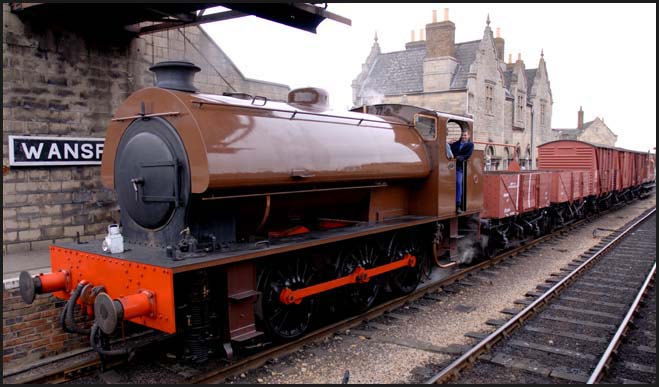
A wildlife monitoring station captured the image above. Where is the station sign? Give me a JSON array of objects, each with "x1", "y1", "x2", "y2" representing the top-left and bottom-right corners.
[{"x1": 8, "y1": 135, "x2": 104, "y2": 166}]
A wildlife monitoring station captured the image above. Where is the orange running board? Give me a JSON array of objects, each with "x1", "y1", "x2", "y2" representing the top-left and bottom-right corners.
[{"x1": 279, "y1": 253, "x2": 417, "y2": 305}]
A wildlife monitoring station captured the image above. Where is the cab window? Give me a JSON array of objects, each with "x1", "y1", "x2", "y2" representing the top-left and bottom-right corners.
[{"x1": 414, "y1": 114, "x2": 437, "y2": 141}]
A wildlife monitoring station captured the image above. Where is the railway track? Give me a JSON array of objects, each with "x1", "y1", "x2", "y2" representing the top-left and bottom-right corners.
[
  {"x1": 3, "y1": 202, "x2": 651, "y2": 384},
  {"x1": 599, "y1": 280, "x2": 656, "y2": 384},
  {"x1": 426, "y1": 208, "x2": 656, "y2": 384}
]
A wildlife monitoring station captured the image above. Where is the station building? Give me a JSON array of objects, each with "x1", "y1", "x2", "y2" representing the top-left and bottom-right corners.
[{"x1": 352, "y1": 9, "x2": 555, "y2": 170}]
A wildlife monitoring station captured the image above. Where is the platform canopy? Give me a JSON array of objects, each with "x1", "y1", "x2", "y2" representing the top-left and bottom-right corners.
[{"x1": 9, "y1": 2, "x2": 351, "y2": 35}]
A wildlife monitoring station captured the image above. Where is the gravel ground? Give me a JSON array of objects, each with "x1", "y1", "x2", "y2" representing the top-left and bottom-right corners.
[{"x1": 229, "y1": 195, "x2": 655, "y2": 384}]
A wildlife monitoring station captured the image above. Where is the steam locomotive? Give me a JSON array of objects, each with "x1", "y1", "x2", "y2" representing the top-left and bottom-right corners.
[{"x1": 19, "y1": 61, "x2": 656, "y2": 362}]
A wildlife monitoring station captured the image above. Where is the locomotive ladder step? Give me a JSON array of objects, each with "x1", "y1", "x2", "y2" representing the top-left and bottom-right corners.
[{"x1": 450, "y1": 234, "x2": 465, "y2": 239}]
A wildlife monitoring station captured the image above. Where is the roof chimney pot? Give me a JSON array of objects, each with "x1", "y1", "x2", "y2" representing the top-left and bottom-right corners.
[
  {"x1": 578, "y1": 106, "x2": 584, "y2": 129},
  {"x1": 432, "y1": 9, "x2": 437, "y2": 23},
  {"x1": 494, "y1": 27, "x2": 504, "y2": 61},
  {"x1": 444, "y1": 8, "x2": 449, "y2": 21}
]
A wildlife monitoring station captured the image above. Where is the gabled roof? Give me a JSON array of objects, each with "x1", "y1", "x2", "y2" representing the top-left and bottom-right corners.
[
  {"x1": 582, "y1": 119, "x2": 595, "y2": 128},
  {"x1": 357, "y1": 33, "x2": 542, "y2": 98},
  {"x1": 525, "y1": 69, "x2": 537, "y2": 96},
  {"x1": 360, "y1": 48, "x2": 426, "y2": 95},
  {"x1": 450, "y1": 40, "x2": 481, "y2": 89},
  {"x1": 503, "y1": 70, "x2": 513, "y2": 90}
]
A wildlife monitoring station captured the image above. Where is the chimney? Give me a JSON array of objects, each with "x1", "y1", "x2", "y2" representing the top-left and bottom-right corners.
[
  {"x1": 406, "y1": 28, "x2": 426, "y2": 50},
  {"x1": 419, "y1": 28, "x2": 425, "y2": 41},
  {"x1": 423, "y1": 8, "x2": 458, "y2": 92},
  {"x1": 149, "y1": 61, "x2": 200, "y2": 92},
  {"x1": 577, "y1": 106, "x2": 584, "y2": 129},
  {"x1": 425, "y1": 9, "x2": 455, "y2": 58},
  {"x1": 506, "y1": 53, "x2": 514, "y2": 71},
  {"x1": 494, "y1": 27, "x2": 504, "y2": 61}
]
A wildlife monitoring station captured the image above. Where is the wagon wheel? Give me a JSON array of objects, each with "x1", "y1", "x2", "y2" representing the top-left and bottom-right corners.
[
  {"x1": 335, "y1": 242, "x2": 382, "y2": 313},
  {"x1": 386, "y1": 231, "x2": 427, "y2": 295},
  {"x1": 256, "y1": 258, "x2": 316, "y2": 340}
]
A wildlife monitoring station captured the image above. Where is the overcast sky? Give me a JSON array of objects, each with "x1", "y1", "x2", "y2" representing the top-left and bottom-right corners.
[{"x1": 202, "y1": 3, "x2": 656, "y2": 152}]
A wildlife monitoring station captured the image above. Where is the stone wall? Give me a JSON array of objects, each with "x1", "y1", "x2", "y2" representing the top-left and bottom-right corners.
[
  {"x1": 577, "y1": 118, "x2": 617, "y2": 146},
  {"x1": 466, "y1": 28, "x2": 507, "y2": 147},
  {"x1": 2, "y1": 4, "x2": 290, "y2": 255}
]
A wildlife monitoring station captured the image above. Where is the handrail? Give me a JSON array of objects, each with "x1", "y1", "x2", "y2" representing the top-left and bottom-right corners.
[{"x1": 190, "y1": 99, "x2": 411, "y2": 128}]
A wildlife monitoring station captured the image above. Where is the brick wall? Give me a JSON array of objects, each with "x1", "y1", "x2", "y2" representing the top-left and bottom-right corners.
[
  {"x1": 425, "y1": 20, "x2": 455, "y2": 58},
  {"x1": 2, "y1": 4, "x2": 290, "y2": 255},
  {"x1": 2, "y1": 288, "x2": 89, "y2": 367}
]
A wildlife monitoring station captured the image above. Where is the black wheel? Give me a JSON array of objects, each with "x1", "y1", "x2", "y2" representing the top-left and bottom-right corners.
[
  {"x1": 256, "y1": 258, "x2": 316, "y2": 340},
  {"x1": 335, "y1": 243, "x2": 382, "y2": 313},
  {"x1": 386, "y1": 231, "x2": 427, "y2": 295}
]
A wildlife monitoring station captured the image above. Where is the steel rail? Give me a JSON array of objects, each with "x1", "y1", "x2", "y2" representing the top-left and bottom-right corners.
[
  {"x1": 587, "y1": 261, "x2": 656, "y2": 384},
  {"x1": 425, "y1": 207, "x2": 656, "y2": 384}
]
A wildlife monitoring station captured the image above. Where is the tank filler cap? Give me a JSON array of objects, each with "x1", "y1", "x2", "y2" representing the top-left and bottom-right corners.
[
  {"x1": 149, "y1": 61, "x2": 201, "y2": 92},
  {"x1": 287, "y1": 87, "x2": 329, "y2": 110}
]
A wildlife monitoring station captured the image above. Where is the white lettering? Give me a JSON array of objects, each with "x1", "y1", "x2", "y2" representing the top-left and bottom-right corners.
[
  {"x1": 81, "y1": 143, "x2": 94, "y2": 159},
  {"x1": 21, "y1": 143, "x2": 44, "y2": 159},
  {"x1": 64, "y1": 143, "x2": 78, "y2": 159},
  {"x1": 96, "y1": 143, "x2": 104, "y2": 160},
  {"x1": 48, "y1": 143, "x2": 62, "y2": 159}
]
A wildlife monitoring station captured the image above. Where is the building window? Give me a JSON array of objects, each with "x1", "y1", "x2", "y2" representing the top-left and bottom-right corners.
[
  {"x1": 485, "y1": 84, "x2": 494, "y2": 114},
  {"x1": 503, "y1": 147, "x2": 510, "y2": 170},
  {"x1": 540, "y1": 103, "x2": 546, "y2": 127},
  {"x1": 526, "y1": 147, "x2": 532, "y2": 169},
  {"x1": 485, "y1": 146, "x2": 495, "y2": 171},
  {"x1": 516, "y1": 95, "x2": 524, "y2": 122}
]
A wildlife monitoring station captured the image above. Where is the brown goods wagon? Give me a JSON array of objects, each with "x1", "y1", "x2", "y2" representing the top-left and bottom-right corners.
[
  {"x1": 643, "y1": 153, "x2": 656, "y2": 183},
  {"x1": 536, "y1": 171, "x2": 552, "y2": 208},
  {"x1": 537, "y1": 140, "x2": 597, "y2": 171},
  {"x1": 619, "y1": 151, "x2": 633, "y2": 189},
  {"x1": 482, "y1": 172, "x2": 521, "y2": 219},
  {"x1": 550, "y1": 171, "x2": 573, "y2": 203},
  {"x1": 519, "y1": 172, "x2": 539, "y2": 213},
  {"x1": 595, "y1": 145, "x2": 617, "y2": 194},
  {"x1": 582, "y1": 169, "x2": 595, "y2": 197},
  {"x1": 537, "y1": 140, "x2": 653, "y2": 196}
]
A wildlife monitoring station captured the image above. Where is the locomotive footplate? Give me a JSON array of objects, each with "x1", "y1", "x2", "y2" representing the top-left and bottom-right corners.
[
  {"x1": 52, "y1": 215, "x2": 438, "y2": 273},
  {"x1": 45, "y1": 215, "x2": 438, "y2": 338}
]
